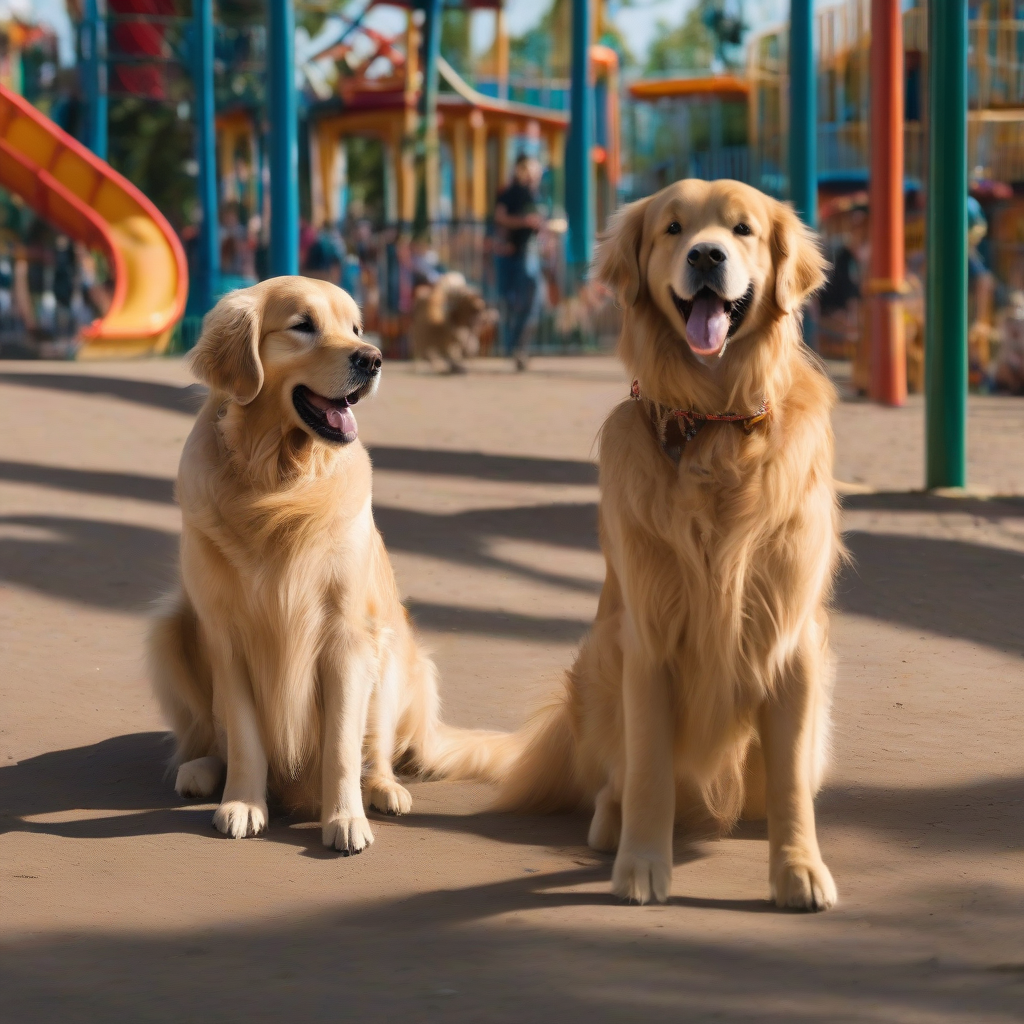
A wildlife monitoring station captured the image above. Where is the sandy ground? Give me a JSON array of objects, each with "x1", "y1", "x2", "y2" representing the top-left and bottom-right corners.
[{"x1": 0, "y1": 355, "x2": 1022, "y2": 1023}]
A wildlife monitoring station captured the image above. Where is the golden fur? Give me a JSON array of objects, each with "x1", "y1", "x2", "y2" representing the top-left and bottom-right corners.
[
  {"x1": 148, "y1": 277, "x2": 496, "y2": 852},
  {"x1": 409, "y1": 272, "x2": 493, "y2": 372},
  {"x1": 456, "y1": 180, "x2": 842, "y2": 909}
]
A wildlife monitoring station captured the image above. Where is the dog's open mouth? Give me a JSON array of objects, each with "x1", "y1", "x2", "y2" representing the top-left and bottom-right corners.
[
  {"x1": 671, "y1": 283, "x2": 755, "y2": 356},
  {"x1": 292, "y1": 385, "x2": 361, "y2": 444}
]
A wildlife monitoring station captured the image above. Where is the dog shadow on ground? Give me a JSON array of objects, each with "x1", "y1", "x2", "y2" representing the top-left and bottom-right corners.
[{"x1": 4, "y1": 731, "x2": 1020, "y2": 861}]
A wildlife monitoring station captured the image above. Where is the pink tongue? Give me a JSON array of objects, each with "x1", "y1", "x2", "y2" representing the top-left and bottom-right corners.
[
  {"x1": 685, "y1": 294, "x2": 730, "y2": 353},
  {"x1": 325, "y1": 405, "x2": 357, "y2": 436}
]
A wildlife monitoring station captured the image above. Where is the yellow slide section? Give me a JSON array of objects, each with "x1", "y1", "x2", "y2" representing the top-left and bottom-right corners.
[{"x1": 0, "y1": 85, "x2": 188, "y2": 357}]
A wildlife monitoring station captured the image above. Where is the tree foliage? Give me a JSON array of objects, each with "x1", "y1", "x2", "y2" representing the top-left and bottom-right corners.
[{"x1": 644, "y1": 0, "x2": 746, "y2": 75}]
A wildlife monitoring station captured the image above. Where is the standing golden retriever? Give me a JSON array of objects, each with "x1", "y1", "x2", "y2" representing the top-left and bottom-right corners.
[
  {"x1": 461, "y1": 180, "x2": 841, "y2": 909},
  {"x1": 148, "y1": 277, "x2": 492, "y2": 852}
]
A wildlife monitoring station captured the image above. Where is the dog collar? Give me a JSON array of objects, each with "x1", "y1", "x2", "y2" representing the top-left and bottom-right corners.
[{"x1": 630, "y1": 378, "x2": 771, "y2": 462}]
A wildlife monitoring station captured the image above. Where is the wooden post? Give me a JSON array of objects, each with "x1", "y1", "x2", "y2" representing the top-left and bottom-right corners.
[
  {"x1": 452, "y1": 118, "x2": 468, "y2": 220},
  {"x1": 471, "y1": 112, "x2": 488, "y2": 221},
  {"x1": 401, "y1": 10, "x2": 420, "y2": 228},
  {"x1": 867, "y1": 0, "x2": 907, "y2": 405},
  {"x1": 495, "y1": 7, "x2": 509, "y2": 101}
]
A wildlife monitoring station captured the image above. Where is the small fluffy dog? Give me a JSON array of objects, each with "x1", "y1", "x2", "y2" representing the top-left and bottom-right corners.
[
  {"x1": 409, "y1": 272, "x2": 494, "y2": 372},
  {"x1": 148, "y1": 277, "x2": 488, "y2": 852},
  {"x1": 461, "y1": 180, "x2": 841, "y2": 909}
]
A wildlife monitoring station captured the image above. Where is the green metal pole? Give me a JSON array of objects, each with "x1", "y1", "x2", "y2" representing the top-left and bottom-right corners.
[{"x1": 925, "y1": 0, "x2": 968, "y2": 489}]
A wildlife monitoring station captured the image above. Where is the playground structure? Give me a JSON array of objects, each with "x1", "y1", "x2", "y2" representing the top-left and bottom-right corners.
[
  {"x1": 627, "y1": 76, "x2": 751, "y2": 200},
  {"x1": 0, "y1": 0, "x2": 618, "y2": 357},
  {"x1": 0, "y1": 84, "x2": 187, "y2": 356},
  {"x1": 0, "y1": 0, "x2": 993, "y2": 488},
  {"x1": 204, "y1": 6, "x2": 621, "y2": 351}
]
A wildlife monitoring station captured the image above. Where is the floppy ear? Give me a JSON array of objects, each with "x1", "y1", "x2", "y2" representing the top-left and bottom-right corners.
[
  {"x1": 593, "y1": 195, "x2": 651, "y2": 306},
  {"x1": 188, "y1": 289, "x2": 264, "y2": 405},
  {"x1": 771, "y1": 202, "x2": 828, "y2": 313}
]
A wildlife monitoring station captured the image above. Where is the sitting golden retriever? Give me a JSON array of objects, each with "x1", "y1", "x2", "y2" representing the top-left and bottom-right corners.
[
  {"x1": 409, "y1": 271, "x2": 494, "y2": 372},
  {"x1": 462, "y1": 179, "x2": 841, "y2": 909},
  {"x1": 148, "y1": 277, "x2": 490, "y2": 852}
]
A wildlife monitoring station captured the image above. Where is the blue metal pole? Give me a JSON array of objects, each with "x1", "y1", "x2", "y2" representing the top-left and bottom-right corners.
[
  {"x1": 81, "y1": 0, "x2": 108, "y2": 159},
  {"x1": 268, "y1": 0, "x2": 299, "y2": 276},
  {"x1": 789, "y1": 0, "x2": 816, "y2": 227},
  {"x1": 566, "y1": 0, "x2": 593, "y2": 273},
  {"x1": 193, "y1": 0, "x2": 219, "y2": 316}
]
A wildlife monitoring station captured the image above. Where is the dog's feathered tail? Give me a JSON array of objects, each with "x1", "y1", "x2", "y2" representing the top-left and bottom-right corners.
[
  {"x1": 420, "y1": 683, "x2": 585, "y2": 814},
  {"x1": 147, "y1": 590, "x2": 215, "y2": 768}
]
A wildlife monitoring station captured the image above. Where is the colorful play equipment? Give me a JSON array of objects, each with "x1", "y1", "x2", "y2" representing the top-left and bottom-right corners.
[
  {"x1": 627, "y1": 76, "x2": 750, "y2": 198},
  {"x1": 0, "y1": 83, "x2": 188, "y2": 356}
]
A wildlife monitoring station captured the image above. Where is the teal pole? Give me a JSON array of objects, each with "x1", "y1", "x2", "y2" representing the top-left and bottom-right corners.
[
  {"x1": 925, "y1": 0, "x2": 968, "y2": 489},
  {"x1": 268, "y1": 0, "x2": 299, "y2": 276},
  {"x1": 81, "y1": 0, "x2": 107, "y2": 159},
  {"x1": 789, "y1": 0, "x2": 816, "y2": 227},
  {"x1": 193, "y1": 0, "x2": 219, "y2": 315},
  {"x1": 415, "y1": 0, "x2": 443, "y2": 236},
  {"x1": 566, "y1": 0, "x2": 593, "y2": 273}
]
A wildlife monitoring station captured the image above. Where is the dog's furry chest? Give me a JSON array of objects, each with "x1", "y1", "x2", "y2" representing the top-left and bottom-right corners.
[{"x1": 601, "y1": 419, "x2": 832, "y2": 697}]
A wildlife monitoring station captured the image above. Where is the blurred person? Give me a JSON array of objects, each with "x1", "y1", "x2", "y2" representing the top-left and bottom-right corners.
[
  {"x1": 303, "y1": 223, "x2": 345, "y2": 285},
  {"x1": 994, "y1": 289, "x2": 1024, "y2": 394},
  {"x1": 220, "y1": 202, "x2": 257, "y2": 282},
  {"x1": 494, "y1": 154, "x2": 545, "y2": 371},
  {"x1": 53, "y1": 235, "x2": 76, "y2": 340},
  {"x1": 0, "y1": 243, "x2": 12, "y2": 318},
  {"x1": 75, "y1": 243, "x2": 112, "y2": 319},
  {"x1": 410, "y1": 236, "x2": 442, "y2": 289},
  {"x1": 967, "y1": 197, "x2": 995, "y2": 387}
]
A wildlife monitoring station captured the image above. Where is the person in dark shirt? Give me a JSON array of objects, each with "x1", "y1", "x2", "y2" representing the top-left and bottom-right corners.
[{"x1": 494, "y1": 154, "x2": 544, "y2": 370}]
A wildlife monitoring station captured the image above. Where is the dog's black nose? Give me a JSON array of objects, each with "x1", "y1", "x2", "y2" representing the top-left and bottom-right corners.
[
  {"x1": 351, "y1": 347, "x2": 382, "y2": 375},
  {"x1": 686, "y1": 243, "x2": 727, "y2": 270}
]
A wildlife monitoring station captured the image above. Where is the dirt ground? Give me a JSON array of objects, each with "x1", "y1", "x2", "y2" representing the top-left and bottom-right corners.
[{"x1": 1, "y1": 355, "x2": 1022, "y2": 1023}]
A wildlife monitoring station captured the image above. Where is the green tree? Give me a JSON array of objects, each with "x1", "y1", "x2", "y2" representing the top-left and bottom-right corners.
[{"x1": 644, "y1": 0, "x2": 745, "y2": 75}]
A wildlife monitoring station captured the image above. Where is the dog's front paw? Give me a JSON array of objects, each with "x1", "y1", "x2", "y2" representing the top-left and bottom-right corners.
[
  {"x1": 175, "y1": 756, "x2": 224, "y2": 798},
  {"x1": 366, "y1": 779, "x2": 412, "y2": 816},
  {"x1": 322, "y1": 814, "x2": 374, "y2": 855},
  {"x1": 213, "y1": 798, "x2": 267, "y2": 838},
  {"x1": 771, "y1": 857, "x2": 837, "y2": 911},
  {"x1": 611, "y1": 848, "x2": 671, "y2": 904}
]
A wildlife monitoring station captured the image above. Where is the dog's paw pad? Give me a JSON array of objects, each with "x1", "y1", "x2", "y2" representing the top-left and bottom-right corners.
[
  {"x1": 772, "y1": 859, "x2": 837, "y2": 911},
  {"x1": 611, "y1": 849, "x2": 671, "y2": 905},
  {"x1": 367, "y1": 780, "x2": 412, "y2": 816},
  {"x1": 213, "y1": 799, "x2": 267, "y2": 839},
  {"x1": 322, "y1": 814, "x2": 374, "y2": 854}
]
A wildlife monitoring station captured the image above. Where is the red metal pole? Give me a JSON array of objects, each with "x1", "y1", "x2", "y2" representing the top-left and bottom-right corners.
[{"x1": 867, "y1": 0, "x2": 907, "y2": 406}]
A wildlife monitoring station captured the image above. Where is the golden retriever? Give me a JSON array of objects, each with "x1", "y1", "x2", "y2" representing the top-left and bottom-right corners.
[
  {"x1": 409, "y1": 272, "x2": 493, "y2": 372},
  {"x1": 148, "y1": 277, "x2": 492, "y2": 852},
  {"x1": 460, "y1": 179, "x2": 841, "y2": 909}
]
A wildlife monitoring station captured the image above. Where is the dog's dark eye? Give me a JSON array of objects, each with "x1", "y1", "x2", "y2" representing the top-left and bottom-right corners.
[
  {"x1": 666, "y1": 221, "x2": 682, "y2": 235},
  {"x1": 353, "y1": 325, "x2": 361, "y2": 337},
  {"x1": 291, "y1": 317, "x2": 317, "y2": 334},
  {"x1": 733, "y1": 223, "x2": 752, "y2": 236}
]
